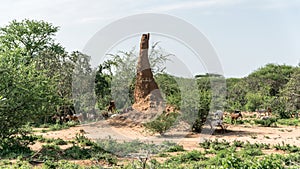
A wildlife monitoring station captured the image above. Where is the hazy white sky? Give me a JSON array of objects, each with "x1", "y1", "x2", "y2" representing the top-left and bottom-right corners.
[{"x1": 1, "y1": 0, "x2": 300, "y2": 77}]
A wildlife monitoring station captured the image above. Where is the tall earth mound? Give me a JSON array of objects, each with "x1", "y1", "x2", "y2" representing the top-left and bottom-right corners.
[{"x1": 132, "y1": 33, "x2": 164, "y2": 112}]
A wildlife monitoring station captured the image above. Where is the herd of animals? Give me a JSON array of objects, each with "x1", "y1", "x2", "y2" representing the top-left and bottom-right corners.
[
  {"x1": 51, "y1": 100, "x2": 120, "y2": 124},
  {"x1": 51, "y1": 101, "x2": 282, "y2": 135},
  {"x1": 208, "y1": 108, "x2": 273, "y2": 134}
]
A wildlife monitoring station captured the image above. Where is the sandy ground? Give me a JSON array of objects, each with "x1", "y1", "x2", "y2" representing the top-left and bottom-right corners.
[{"x1": 31, "y1": 119, "x2": 300, "y2": 152}]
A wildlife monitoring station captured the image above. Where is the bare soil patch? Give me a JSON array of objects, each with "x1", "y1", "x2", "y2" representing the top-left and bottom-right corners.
[{"x1": 31, "y1": 119, "x2": 300, "y2": 152}]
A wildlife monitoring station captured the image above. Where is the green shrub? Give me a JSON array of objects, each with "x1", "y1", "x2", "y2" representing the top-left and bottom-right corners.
[
  {"x1": 165, "y1": 145, "x2": 185, "y2": 152},
  {"x1": 167, "y1": 150, "x2": 206, "y2": 163},
  {"x1": 42, "y1": 160, "x2": 85, "y2": 169},
  {"x1": 239, "y1": 146, "x2": 263, "y2": 157},
  {"x1": 34, "y1": 135, "x2": 67, "y2": 145},
  {"x1": 91, "y1": 153, "x2": 117, "y2": 165},
  {"x1": 252, "y1": 155, "x2": 284, "y2": 169},
  {"x1": 38, "y1": 144, "x2": 62, "y2": 161},
  {"x1": 277, "y1": 119, "x2": 300, "y2": 126},
  {"x1": 254, "y1": 117, "x2": 277, "y2": 127},
  {"x1": 63, "y1": 146, "x2": 91, "y2": 160},
  {"x1": 144, "y1": 111, "x2": 179, "y2": 135},
  {"x1": 0, "y1": 160, "x2": 32, "y2": 169},
  {"x1": 273, "y1": 142, "x2": 300, "y2": 153},
  {"x1": 0, "y1": 137, "x2": 33, "y2": 159},
  {"x1": 232, "y1": 140, "x2": 244, "y2": 147},
  {"x1": 220, "y1": 153, "x2": 244, "y2": 168},
  {"x1": 74, "y1": 133, "x2": 94, "y2": 146},
  {"x1": 199, "y1": 139, "x2": 211, "y2": 149},
  {"x1": 95, "y1": 138, "x2": 173, "y2": 157}
]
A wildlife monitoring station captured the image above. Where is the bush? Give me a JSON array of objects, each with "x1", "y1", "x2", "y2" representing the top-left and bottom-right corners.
[
  {"x1": 74, "y1": 133, "x2": 94, "y2": 146},
  {"x1": 48, "y1": 121, "x2": 78, "y2": 131},
  {"x1": 91, "y1": 153, "x2": 117, "y2": 165},
  {"x1": 144, "y1": 111, "x2": 179, "y2": 135},
  {"x1": 220, "y1": 153, "x2": 244, "y2": 168},
  {"x1": 252, "y1": 155, "x2": 284, "y2": 169},
  {"x1": 63, "y1": 146, "x2": 91, "y2": 160},
  {"x1": 277, "y1": 119, "x2": 300, "y2": 126},
  {"x1": 254, "y1": 117, "x2": 277, "y2": 127},
  {"x1": 273, "y1": 142, "x2": 300, "y2": 153},
  {"x1": 0, "y1": 160, "x2": 32, "y2": 169},
  {"x1": 0, "y1": 137, "x2": 34, "y2": 159},
  {"x1": 165, "y1": 145, "x2": 185, "y2": 152},
  {"x1": 239, "y1": 146, "x2": 263, "y2": 157},
  {"x1": 167, "y1": 150, "x2": 206, "y2": 163},
  {"x1": 232, "y1": 140, "x2": 244, "y2": 147}
]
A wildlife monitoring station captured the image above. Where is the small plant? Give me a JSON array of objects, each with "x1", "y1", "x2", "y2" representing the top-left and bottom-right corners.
[
  {"x1": 254, "y1": 117, "x2": 277, "y2": 127},
  {"x1": 74, "y1": 133, "x2": 94, "y2": 146},
  {"x1": 165, "y1": 145, "x2": 185, "y2": 152},
  {"x1": 143, "y1": 111, "x2": 179, "y2": 135},
  {"x1": 0, "y1": 137, "x2": 34, "y2": 159},
  {"x1": 239, "y1": 146, "x2": 263, "y2": 157},
  {"x1": 220, "y1": 153, "x2": 244, "y2": 169},
  {"x1": 250, "y1": 134, "x2": 258, "y2": 139},
  {"x1": 158, "y1": 153, "x2": 169, "y2": 157},
  {"x1": 232, "y1": 140, "x2": 244, "y2": 147},
  {"x1": 35, "y1": 144, "x2": 62, "y2": 161},
  {"x1": 63, "y1": 145, "x2": 91, "y2": 159},
  {"x1": 277, "y1": 119, "x2": 300, "y2": 126},
  {"x1": 92, "y1": 153, "x2": 117, "y2": 165},
  {"x1": 264, "y1": 135, "x2": 271, "y2": 139},
  {"x1": 199, "y1": 139, "x2": 211, "y2": 149},
  {"x1": 167, "y1": 150, "x2": 206, "y2": 163},
  {"x1": 273, "y1": 142, "x2": 300, "y2": 153}
]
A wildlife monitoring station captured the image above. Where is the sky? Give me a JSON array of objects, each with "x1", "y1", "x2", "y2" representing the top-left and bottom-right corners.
[{"x1": 1, "y1": 0, "x2": 300, "y2": 78}]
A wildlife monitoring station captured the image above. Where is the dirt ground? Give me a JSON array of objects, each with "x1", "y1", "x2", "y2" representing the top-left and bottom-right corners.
[{"x1": 31, "y1": 118, "x2": 300, "y2": 152}]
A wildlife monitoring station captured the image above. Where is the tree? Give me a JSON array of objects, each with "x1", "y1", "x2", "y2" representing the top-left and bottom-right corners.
[
  {"x1": 226, "y1": 78, "x2": 248, "y2": 111},
  {"x1": 72, "y1": 52, "x2": 95, "y2": 117},
  {"x1": 0, "y1": 19, "x2": 85, "y2": 123},
  {"x1": 95, "y1": 43, "x2": 171, "y2": 110},
  {"x1": 280, "y1": 67, "x2": 300, "y2": 117},
  {"x1": 0, "y1": 19, "x2": 59, "y2": 58},
  {"x1": 155, "y1": 73, "x2": 181, "y2": 108},
  {"x1": 247, "y1": 64, "x2": 295, "y2": 97},
  {"x1": 0, "y1": 49, "x2": 58, "y2": 139}
]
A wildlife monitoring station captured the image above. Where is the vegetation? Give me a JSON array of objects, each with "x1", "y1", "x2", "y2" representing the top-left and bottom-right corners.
[
  {"x1": 1, "y1": 19, "x2": 300, "y2": 168},
  {"x1": 144, "y1": 111, "x2": 179, "y2": 135}
]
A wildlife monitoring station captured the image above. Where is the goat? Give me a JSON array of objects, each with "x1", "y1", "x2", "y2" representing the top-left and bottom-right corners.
[
  {"x1": 75, "y1": 113, "x2": 83, "y2": 122},
  {"x1": 260, "y1": 116, "x2": 270, "y2": 120},
  {"x1": 209, "y1": 110, "x2": 225, "y2": 134},
  {"x1": 256, "y1": 108, "x2": 272, "y2": 118},
  {"x1": 65, "y1": 114, "x2": 80, "y2": 123},
  {"x1": 51, "y1": 114, "x2": 61, "y2": 123},
  {"x1": 231, "y1": 111, "x2": 242, "y2": 124},
  {"x1": 107, "y1": 100, "x2": 116, "y2": 113}
]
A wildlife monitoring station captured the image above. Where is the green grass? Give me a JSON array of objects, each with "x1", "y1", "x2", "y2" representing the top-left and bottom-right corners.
[
  {"x1": 1, "y1": 137, "x2": 300, "y2": 168},
  {"x1": 34, "y1": 121, "x2": 79, "y2": 133},
  {"x1": 277, "y1": 119, "x2": 300, "y2": 126}
]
